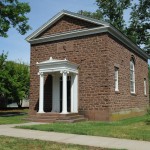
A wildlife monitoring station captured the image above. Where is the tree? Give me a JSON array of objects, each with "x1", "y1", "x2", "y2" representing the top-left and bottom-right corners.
[
  {"x1": 148, "y1": 65, "x2": 150, "y2": 104},
  {"x1": 96, "y1": 0, "x2": 132, "y2": 32},
  {"x1": 0, "y1": 0, "x2": 31, "y2": 37},
  {"x1": 78, "y1": 10, "x2": 103, "y2": 20},
  {"x1": 5, "y1": 61, "x2": 30, "y2": 107},
  {"x1": 0, "y1": 52, "x2": 30, "y2": 108},
  {"x1": 78, "y1": 0, "x2": 150, "y2": 53},
  {"x1": 0, "y1": 52, "x2": 10, "y2": 99},
  {"x1": 78, "y1": 0, "x2": 132, "y2": 32},
  {"x1": 127, "y1": 0, "x2": 150, "y2": 54}
]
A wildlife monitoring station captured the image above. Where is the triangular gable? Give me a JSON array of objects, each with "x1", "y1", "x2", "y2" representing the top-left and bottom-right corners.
[
  {"x1": 36, "y1": 15, "x2": 101, "y2": 38},
  {"x1": 26, "y1": 10, "x2": 109, "y2": 41}
]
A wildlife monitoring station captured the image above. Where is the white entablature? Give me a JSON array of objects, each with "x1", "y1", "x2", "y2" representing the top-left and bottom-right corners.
[{"x1": 37, "y1": 57, "x2": 78, "y2": 74}]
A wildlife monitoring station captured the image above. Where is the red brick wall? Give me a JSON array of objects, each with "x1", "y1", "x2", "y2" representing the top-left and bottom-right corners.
[
  {"x1": 30, "y1": 33, "x2": 110, "y2": 120},
  {"x1": 29, "y1": 16, "x2": 149, "y2": 121},
  {"x1": 106, "y1": 34, "x2": 149, "y2": 120}
]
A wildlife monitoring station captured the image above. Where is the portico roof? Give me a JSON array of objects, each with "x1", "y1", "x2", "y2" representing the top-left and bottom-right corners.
[{"x1": 37, "y1": 57, "x2": 78, "y2": 74}]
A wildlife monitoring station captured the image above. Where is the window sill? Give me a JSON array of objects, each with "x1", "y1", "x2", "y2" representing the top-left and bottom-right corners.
[
  {"x1": 115, "y1": 91, "x2": 120, "y2": 94},
  {"x1": 130, "y1": 93, "x2": 137, "y2": 96}
]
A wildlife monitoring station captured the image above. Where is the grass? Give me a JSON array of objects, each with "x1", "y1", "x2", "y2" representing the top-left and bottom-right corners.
[
  {"x1": 0, "y1": 136, "x2": 124, "y2": 150},
  {"x1": 0, "y1": 108, "x2": 28, "y2": 124},
  {"x1": 18, "y1": 115, "x2": 150, "y2": 141}
]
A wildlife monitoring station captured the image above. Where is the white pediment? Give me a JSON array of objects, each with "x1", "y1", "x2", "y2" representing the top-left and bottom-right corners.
[
  {"x1": 37, "y1": 57, "x2": 78, "y2": 74},
  {"x1": 26, "y1": 10, "x2": 108, "y2": 42}
]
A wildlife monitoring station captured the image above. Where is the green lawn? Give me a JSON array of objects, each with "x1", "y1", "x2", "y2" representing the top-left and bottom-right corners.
[
  {"x1": 0, "y1": 136, "x2": 124, "y2": 150},
  {"x1": 18, "y1": 115, "x2": 150, "y2": 141},
  {"x1": 0, "y1": 109, "x2": 28, "y2": 124}
]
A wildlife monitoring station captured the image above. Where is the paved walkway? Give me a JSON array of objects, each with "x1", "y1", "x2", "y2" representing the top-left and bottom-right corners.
[{"x1": 0, "y1": 122, "x2": 150, "y2": 150}]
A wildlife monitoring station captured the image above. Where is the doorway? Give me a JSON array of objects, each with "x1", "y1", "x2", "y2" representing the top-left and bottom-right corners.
[{"x1": 60, "y1": 76, "x2": 71, "y2": 112}]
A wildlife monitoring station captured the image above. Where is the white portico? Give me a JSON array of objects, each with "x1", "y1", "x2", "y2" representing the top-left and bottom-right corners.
[{"x1": 37, "y1": 57, "x2": 78, "y2": 114}]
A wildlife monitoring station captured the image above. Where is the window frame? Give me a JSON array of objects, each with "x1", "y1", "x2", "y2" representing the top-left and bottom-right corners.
[
  {"x1": 144, "y1": 78, "x2": 147, "y2": 95},
  {"x1": 130, "y1": 59, "x2": 135, "y2": 94},
  {"x1": 114, "y1": 67, "x2": 119, "y2": 92}
]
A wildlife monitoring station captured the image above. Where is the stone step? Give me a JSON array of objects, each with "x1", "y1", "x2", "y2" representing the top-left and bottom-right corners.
[
  {"x1": 56, "y1": 114, "x2": 87, "y2": 123},
  {"x1": 55, "y1": 118, "x2": 87, "y2": 123},
  {"x1": 29, "y1": 115, "x2": 60, "y2": 119},
  {"x1": 34, "y1": 113, "x2": 60, "y2": 117},
  {"x1": 60, "y1": 113, "x2": 79, "y2": 116},
  {"x1": 59, "y1": 115, "x2": 85, "y2": 120},
  {"x1": 27, "y1": 117, "x2": 56, "y2": 123},
  {"x1": 27, "y1": 113, "x2": 87, "y2": 123},
  {"x1": 34, "y1": 113, "x2": 78, "y2": 117}
]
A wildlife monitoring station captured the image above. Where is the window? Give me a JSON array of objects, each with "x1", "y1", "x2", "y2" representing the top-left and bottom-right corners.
[
  {"x1": 115, "y1": 67, "x2": 119, "y2": 91},
  {"x1": 130, "y1": 59, "x2": 135, "y2": 93},
  {"x1": 144, "y1": 78, "x2": 146, "y2": 95}
]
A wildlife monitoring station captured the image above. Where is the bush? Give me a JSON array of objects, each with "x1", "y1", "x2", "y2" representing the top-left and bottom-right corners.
[
  {"x1": 145, "y1": 108, "x2": 150, "y2": 125},
  {"x1": 147, "y1": 107, "x2": 150, "y2": 115},
  {"x1": 146, "y1": 118, "x2": 150, "y2": 125}
]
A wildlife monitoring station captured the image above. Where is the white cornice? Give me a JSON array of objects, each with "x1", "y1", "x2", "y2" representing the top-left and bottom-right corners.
[
  {"x1": 37, "y1": 57, "x2": 79, "y2": 74},
  {"x1": 27, "y1": 26, "x2": 149, "y2": 60},
  {"x1": 27, "y1": 27, "x2": 108, "y2": 44}
]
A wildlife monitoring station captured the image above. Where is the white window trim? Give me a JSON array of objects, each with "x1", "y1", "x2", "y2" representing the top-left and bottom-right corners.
[
  {"x1": 130, "y1": 60, "x2": 135, "y2": 94},
  {"x1": 144, "y1": 78, "x2": 147, "y2": 95},
  {"x1": 115, "y1": 67, "x2": 119, "y2": 92}
]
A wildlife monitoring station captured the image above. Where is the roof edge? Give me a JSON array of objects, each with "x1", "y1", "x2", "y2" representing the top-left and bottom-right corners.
[
  {"x1": 108, "y1": 26, "x2": 150, "y2": 59},
  {"x1": 27, "y1": 26, "x2": 107, "y2": 44},
  {"x1": 26, "y1": 10, "x2": 109, "y2": 41}
]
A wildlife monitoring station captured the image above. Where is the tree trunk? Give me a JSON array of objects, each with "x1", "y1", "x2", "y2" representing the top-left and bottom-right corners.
[{"x1": 17, "y1": 100, "x2": 22, "y2": 108}]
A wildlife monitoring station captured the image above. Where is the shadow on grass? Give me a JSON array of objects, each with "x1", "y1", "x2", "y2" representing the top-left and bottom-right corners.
[
  {"x1": 0, "y1": 112, "x2": 27, "y2": 117},
  {"x1": 0, "y1": 108, "x2": 28, "y2": 117}
]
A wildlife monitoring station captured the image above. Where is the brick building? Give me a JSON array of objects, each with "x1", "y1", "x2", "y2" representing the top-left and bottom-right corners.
[{"x1": 26, "y1": 10, "x2": 149, "y2": 122}]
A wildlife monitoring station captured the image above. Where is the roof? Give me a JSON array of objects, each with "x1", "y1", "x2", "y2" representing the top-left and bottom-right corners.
[{"x1": 26, "y1": 10, "x2": 149, "y2": 60}]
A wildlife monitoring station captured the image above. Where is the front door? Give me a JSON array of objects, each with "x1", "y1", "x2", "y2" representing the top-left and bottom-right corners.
[{"x1": 60, "y1": 76, "x2": 71, "y2": 112}]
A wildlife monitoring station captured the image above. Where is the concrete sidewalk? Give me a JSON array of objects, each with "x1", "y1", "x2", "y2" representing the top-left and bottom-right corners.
[{"x1": 0, "y1": 122, "x2": 150, "y2": 150}]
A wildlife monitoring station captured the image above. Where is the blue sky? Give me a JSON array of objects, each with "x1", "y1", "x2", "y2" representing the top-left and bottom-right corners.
[
  {"x1": 0, "y1": 0, "x2": 98, "y2": 64},
  {"x1": 0, "y1": 0, "x2": 136, "y2": 64}
]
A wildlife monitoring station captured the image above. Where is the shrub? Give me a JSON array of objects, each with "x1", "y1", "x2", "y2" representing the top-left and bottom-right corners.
[{"x1": 147, "y1": 107, "x2": 150, "y2": 115}]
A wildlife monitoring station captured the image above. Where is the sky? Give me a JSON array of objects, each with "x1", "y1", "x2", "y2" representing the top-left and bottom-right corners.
[
  {"x1": 0, "y1": 0, "x2": 98, "y2": 64},
  {"x1": 0, "y1": 0, "x2": 137, "y2": 64}
]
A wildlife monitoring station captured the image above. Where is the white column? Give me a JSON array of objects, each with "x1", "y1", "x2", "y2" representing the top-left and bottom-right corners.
[
  {"x1": 74, "y1": 74, "x2": 78, "y2": 113},
  {"x1": 71, "y1": 73, "x2": 78, "y2": 113},
  {"x1": 61, "y1": 71, "x2": 68, "y2": 114},
  {"x1": 38, "y1": 72, "x2": 45, "y2": 113},
  {"x1": 52, "y1": 74, "x2": 60, "y2": 112},
  {"x1": 71, "y1": 74, "x2": 74, "y2": 113}
]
